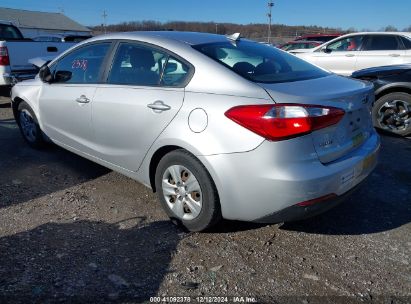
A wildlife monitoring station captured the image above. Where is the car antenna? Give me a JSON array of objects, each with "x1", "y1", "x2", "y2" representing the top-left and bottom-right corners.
[{"x1": 226, "y1": 33, "x2": 241, "y2": 41}]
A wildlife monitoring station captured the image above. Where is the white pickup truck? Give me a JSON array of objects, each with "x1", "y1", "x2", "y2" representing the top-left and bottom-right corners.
[{"x1": 0, "y1": 21, "x2": 76, "y2": 92}]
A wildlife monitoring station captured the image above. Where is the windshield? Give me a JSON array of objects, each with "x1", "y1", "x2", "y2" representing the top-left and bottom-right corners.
[
  {"x1": 0, "y1": 24, "x2": 24, "y2": 40},
  {"x1": 193, "y1": 40, "x2": 329, "y2": 84}
]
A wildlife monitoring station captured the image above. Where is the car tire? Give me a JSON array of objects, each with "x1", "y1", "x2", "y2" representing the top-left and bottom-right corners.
[
  {"x1": 17, "y1": 102, "x2": 46, "y2": 148},
  {"x1": 155, "y1": 149, "x2": 222, "y2": 232},
  {"x1": 373, "y1": 92, "x2": 411, "y2": 136}
]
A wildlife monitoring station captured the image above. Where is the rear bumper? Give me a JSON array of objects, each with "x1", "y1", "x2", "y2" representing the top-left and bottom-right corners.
[
  {"x1": 3, "y1": 70, "x2": 38, "y2": 85},
  {"x1": 199, "y1": 131, "x2": 380, "y2": 221},
  {"x1": 253, "y1": 180, "x2": 363, "y2": 223}
]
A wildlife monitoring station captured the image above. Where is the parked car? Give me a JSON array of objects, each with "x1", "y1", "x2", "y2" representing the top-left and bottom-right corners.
[
  {"x1": 278, "y1": 40, "x2": 322, "y2": 52},
  {"x1": 33, "y1": 34, "x2": 92, "y2": 43},
  {"x1": 259, "y1": 41, "x2": 276, "y2": 47},
  {"x1": 294, "y1": 33, "x2": 342, "y2": 43},
  {"x1": 352, "y1": 64, "x2": 411, "y2": 136},
  {"x1": 0, "y1": 21, "x2": 76, "y2": 92},
  {"x1": 295, "y1": 32, "x2": 411, "y2": 76},
  {"x1": 11, "y1": 31, "x2": 380, "y2": 231}
]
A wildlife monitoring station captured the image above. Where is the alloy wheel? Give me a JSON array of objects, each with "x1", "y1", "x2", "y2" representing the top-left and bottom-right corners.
[{"x1": 377, "y1": 99, "x2": 411, "y2": 132}]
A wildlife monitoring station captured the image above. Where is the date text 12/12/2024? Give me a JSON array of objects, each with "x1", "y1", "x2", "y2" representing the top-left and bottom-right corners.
[{"x1": 149, "y1": 296, "x2": 257, "y2": 303}]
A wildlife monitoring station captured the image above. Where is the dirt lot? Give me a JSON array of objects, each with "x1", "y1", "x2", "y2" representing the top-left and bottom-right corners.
[{"x1": 0, "y1": 96, "x2": 410, "y2": 303}]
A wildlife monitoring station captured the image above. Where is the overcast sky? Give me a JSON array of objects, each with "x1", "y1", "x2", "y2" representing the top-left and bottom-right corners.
[{"x1": 1, "y1": 0, "x2": 410, "y2": 30}]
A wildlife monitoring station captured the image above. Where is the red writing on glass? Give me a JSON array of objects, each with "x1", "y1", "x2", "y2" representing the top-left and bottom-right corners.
[{"x1": 72, "y1": 59, "x2": 88, "y2": 71}]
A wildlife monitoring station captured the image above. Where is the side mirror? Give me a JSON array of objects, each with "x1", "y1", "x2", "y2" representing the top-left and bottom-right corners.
[
  {"x1": 164, "y1": 62, "x2": 178, "y2": 74},
  {"x1": 39, "y1": 65, "x2": 53, "y2": 83},
  {"x1": 54, "y1": 70, "x2": 72, "y2": 83},
  {"x1": 322, "y1": 47, "x2": 332, "y2": 54}
]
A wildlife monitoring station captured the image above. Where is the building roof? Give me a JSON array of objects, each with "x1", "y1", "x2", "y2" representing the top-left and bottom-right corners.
[{"x1": 0, "y1": 7, "x2": 90, "y2": 32}]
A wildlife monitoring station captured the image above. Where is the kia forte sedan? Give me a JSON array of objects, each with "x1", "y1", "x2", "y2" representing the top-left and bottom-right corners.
[{"x1": 11, "y1": 31, "x2": 380, "y2": 231}]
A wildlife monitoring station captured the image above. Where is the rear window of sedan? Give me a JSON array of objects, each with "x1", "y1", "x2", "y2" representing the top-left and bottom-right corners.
[{"x1": 193, "y1": 40, "x2": 329, "y2": 84}]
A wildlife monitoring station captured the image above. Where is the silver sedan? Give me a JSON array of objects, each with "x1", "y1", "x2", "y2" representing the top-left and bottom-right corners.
[{"x1": 11, "y1": 31, "x2": 380, "y2": 231}]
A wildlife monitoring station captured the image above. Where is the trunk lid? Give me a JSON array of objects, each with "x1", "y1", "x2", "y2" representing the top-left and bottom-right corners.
[{"x1": 259, "y1": 74, "x2": 374, "y2": 163}]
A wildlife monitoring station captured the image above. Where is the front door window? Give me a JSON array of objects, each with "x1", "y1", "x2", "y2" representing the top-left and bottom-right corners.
[
  {"x1": 50, "y1": 43, "x2": 111, "y2": 84},
  {"x1": 327, "y1": 36, "x2": 364, "y2": 52}
]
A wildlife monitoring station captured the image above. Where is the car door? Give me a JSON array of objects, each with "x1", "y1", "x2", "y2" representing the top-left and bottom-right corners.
[
  {"x1": 306, "y1": 35, "x2": 365, "y2": 75},
  {"x1": 355, "y1": 34, "x2": 406, "y2": 71},
  {"x1": 39, "y1": 42, "x2": 112, "y2": 154},
  {"x1": 92, "y1": 42, "x2": 192, "y2": 171}
]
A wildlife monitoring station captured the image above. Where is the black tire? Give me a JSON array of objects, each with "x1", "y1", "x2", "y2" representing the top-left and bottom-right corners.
[
  {"x1": 16, "y1": 102, "x2": 46, "y2": 149},
  {"x1": 372, "y1": 92, "x2": 411, "y2": 137},
  {"x1": 155, "y1": 149, "x2": 222, "y2": 232}
]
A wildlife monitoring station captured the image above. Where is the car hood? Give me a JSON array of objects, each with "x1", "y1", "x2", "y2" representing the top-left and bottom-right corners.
[{"x1": 352, "y1": 64, "x2": 411, "y2": 78}]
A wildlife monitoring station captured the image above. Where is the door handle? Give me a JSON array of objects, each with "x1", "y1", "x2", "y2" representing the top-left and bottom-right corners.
[
  {"x1": 147, "y1": 100, "x2": 171, "y2": 112},
  {"x1": 75, "y1": 95, "x2": 90, "y2": 104},
  {"x1": 389, "y1": 54, "x2": 400, "y2": 57},
  {"x1": 345, "y1": 53, "x2": 355, "y2": 57}
]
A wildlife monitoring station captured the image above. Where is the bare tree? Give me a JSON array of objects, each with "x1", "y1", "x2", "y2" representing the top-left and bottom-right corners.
[
  {"x1": 384, "y1": 25, "x2": 398, "y2": 32},
  {"x1": 91, "y1": 21, "x2": 346, "y2": 41}
]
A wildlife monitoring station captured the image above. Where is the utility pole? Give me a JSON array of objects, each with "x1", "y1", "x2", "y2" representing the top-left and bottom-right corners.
[
  {"x1": 102, "y1": 10, "x2": 108, "y2": 34},
  {"x1": 267, "y1": 1, "x2": 274, "y2": 43},
  {"x1": 215, "y1": 23, "x2": 218, "y2": 34}
]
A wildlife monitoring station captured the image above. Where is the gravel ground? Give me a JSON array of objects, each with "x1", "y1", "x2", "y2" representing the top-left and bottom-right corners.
[{"x1": 0, "y1": 96, "x2": 410, "y2": 303}]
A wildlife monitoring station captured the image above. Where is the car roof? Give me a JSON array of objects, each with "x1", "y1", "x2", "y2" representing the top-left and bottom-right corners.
[
  {"x1": 298, "y1": 33, "x2": 341, "y2": 37},
  {"x1": 91, "y1": 31, "x2": 232, "y2": 46},
  {"x1": 342, "y1": 32, "x2": 411, "y2": 38},
  {"x1": 307, "y1": 31, "x2": 411, "y2": 52},
  {"x1": 286, "y1": 40, "x2": 322, "y2": 44}
]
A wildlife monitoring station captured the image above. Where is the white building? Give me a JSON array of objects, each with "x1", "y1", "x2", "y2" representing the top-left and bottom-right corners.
[{"x1": 0, "y1": 7, "x2": 91, "y2": 38}]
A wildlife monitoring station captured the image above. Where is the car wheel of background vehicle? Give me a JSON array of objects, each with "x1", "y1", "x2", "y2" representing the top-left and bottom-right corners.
[
  {"x1": 373, "y1": 92, "x2": 411, "y2": 136},
  {"x1": 17, "y1": 102, "x2": 45, "y2": 148},
  {"x1": 155, "y1": 149, "x2": 222, "y2": 232}
]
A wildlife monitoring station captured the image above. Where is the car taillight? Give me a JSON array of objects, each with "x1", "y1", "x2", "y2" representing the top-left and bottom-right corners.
[
  {"x1": 225, "y1": 104, "x2": 345, "y2": 141},
  {"x1": 0, "y1": 46, "x2": 10, "y2": 66}
]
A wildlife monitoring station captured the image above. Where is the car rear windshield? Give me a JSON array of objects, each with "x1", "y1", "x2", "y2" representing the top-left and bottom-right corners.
[
  {"x1": 0, "y1": 24, "x2": 24, "y2": 40},
  {"x1": 193, "y1": 40, "x2": 329, "y2": 84}
]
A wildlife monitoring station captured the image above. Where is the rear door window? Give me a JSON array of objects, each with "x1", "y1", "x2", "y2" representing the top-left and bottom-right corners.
[
  {"x1": 108, "y1": 43, "x2": 166, "y2": 86},
  {"x1": 363, "y1": 35, "x2": 403, "y2": 51},
  {"x1": 160, "y1": 57, "x2": 190, "y2": 86},
  {"x1": 0, "y1": 24, "x2": 23, "y2": 40},
  {"x1": 400, "y1": 37, "x2": 411, "y2": 49},
  {"x1": 108, "y1": 42, "x2": 191, "y2": 87}
]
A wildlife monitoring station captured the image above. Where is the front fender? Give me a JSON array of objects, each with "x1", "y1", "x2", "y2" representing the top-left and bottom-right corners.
[{"x1": 11, "y1": 81, "x2": 42, "y2": 123}]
